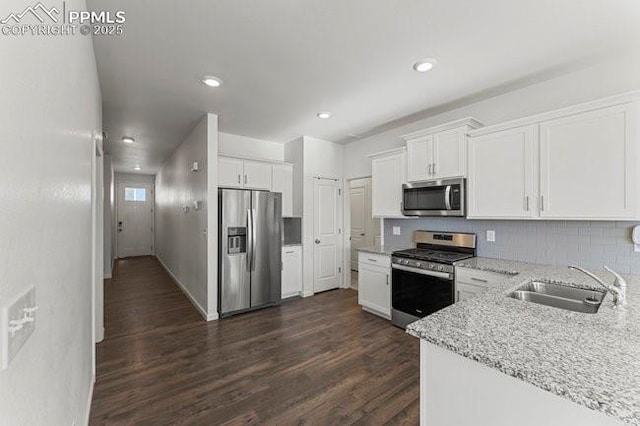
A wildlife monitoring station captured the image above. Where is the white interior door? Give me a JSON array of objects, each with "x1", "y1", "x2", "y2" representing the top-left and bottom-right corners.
[
  {"x1": 349, "y1": 177, "x2": 377, "y2": 271},
  {"x1": 117, "y1": 182, "x2": 154, "y2": 258},
  {"x1": 314, "y1": 178, "x2": 341, "y2": 293}
]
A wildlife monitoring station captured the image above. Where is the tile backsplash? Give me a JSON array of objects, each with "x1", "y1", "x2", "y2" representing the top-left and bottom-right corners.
[{"x1": 384, "y1": 218, "x2": 640, "y2": 274}]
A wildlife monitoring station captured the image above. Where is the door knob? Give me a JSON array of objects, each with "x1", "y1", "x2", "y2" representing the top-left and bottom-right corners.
[{"x1": 315, "y1": 239, "x2": 320, "y2": 244}]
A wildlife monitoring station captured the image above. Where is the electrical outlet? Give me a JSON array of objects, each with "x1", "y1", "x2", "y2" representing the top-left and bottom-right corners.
[
  {"x1": 1, "y1": 286, "x2": 36, "y2": 370},
  {"x1": 393, "y1": 226, "x2": 401, "y2": 236},
  {"x1": 486, "y1": 230, "x2": 496, "y2": 242}
]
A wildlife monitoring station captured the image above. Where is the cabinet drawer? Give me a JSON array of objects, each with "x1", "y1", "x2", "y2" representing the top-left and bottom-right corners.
[
  {"x1": 455, "y1": 267, "x2": 508, "y2": 287},
  {"x1": 358, "y1": 252, "x2": 391, "y2": 268}
]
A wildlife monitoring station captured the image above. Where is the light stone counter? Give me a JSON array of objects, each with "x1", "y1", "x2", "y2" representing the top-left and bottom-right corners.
[{"x1": 407, "y1": 257, "x2": 640, "y2": 425}]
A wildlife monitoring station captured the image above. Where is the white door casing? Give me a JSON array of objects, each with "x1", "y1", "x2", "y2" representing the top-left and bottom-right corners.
[
  {"x1": 350, "y1": 184, "x2": 367, "y2": 271},
  {"x1": 313, "y1": 178, "x2": 341, "y2": 293},
  {"x1": 116, "y1": 182, "x2": 154, "y2": 258}
]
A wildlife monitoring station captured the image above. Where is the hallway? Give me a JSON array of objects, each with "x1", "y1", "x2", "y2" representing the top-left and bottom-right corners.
[{"x1": 90, "y1": 257, "x2": 419, "y2": 425}]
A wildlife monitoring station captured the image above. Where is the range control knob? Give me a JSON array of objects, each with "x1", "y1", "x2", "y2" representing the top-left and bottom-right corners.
[
  {"x1": 416, "y1": 262, "x2": 422, "y2": 268},
  {"x1": 438, "y1": 266, "x2": 444, "y2": 271}
]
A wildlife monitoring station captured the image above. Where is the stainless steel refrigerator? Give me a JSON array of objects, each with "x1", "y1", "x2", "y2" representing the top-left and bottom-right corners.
[{"x1": 218, "y1": 189, "x2": 282, "y2": 317}]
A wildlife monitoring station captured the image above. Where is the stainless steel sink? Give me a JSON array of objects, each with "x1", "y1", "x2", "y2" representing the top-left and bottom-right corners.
[{"x1": 508, "y1": 281, "x2": 606, "y2": 314}]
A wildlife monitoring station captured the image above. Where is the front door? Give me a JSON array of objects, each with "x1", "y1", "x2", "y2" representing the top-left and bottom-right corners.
[
  {"x1": 117, "y1": 183, "x2": 154, "y2": 258},
  {"x1": 313, "y1": 178, "x2": 341, "y2": 293}
]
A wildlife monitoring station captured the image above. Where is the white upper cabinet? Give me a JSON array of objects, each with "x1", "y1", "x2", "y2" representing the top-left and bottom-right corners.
[
  {"x1": 218, "y1": 156, "x2": 244, "y2": 188},
  {"x1": 467, "y1": 92, "x2": 640, "y2": 220},
  {"x1": 432, "y1": 128, "x2": 467, "y2": 179},
  {"x1": 468, "y1": 125, "x2": 538, "y2": 219},
  {"x1": 406, "y1": 136, "x2": 432, "y2": 182},
  {"x1": 243, "y1": 160, "x2": 272, "y2": 190},
  {"x1": 539, "y1": 103, "x2": 636, "y2": 219},
  {"x1": 219, "y1": 157, "x2": 294, "y2": 210},
  {"x1": 272, "y1": 163, "x2": 294, "y2": 217},
  {"x1": 371, "y1": 148, "x2": 406, "y2": 218},
  {"x1": 403, "y1": 118, "x2": 483, "y2": 182}
]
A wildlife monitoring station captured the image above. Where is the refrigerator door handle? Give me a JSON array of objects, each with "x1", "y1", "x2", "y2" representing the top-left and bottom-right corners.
[
  {"x1": 247, "y1": 208, "x2": 253, "y2": 271},
  {"x1": 250, "y1": 208, "x2": 257, "y2": 271}
]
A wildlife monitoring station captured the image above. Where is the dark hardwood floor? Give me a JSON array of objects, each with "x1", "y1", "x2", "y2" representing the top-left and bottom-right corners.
[{"x1": 90, "y1": 256, "x2": 419, "y2": 425}]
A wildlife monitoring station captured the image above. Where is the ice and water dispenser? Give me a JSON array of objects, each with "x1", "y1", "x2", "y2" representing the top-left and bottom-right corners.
[{"x1": 227, "y1": 227, "x2": 247, "y2": 254}]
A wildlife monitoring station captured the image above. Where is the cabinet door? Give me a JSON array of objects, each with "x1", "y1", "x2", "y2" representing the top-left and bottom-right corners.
[
  {"x1": 244, "y1": 160, "x2": 273, "y2": 190},
  {"x1": 406, "y1": 136, "x2": 432, "y2": 182},
  {"x1": 372, "y1": 152, "x2": 406, "y2": 217},
  {"x1": 218, "y1": 157, "x2": 244, "y2": 188},
  {"x1": 433, "y1": 128, "x2": 466, "y2": 179},
  {"x1": 467, "y1": 126, "x2": 537, "y2": 219},
  {"x1": 272, "y1": 164, "x2": 293, "y2": 217},
  {"x1": 282, "y1": 246, "x2": 302, "y2": 298},
  {"x1": 455, "y1": 282, "x2": 486, "y2": 302},
  {"x1": 358, "y1": 263, "x2": 390, "y2": 317},
  {"x1": 539, "y1": 103, "x2": 636, "y2": 219}
]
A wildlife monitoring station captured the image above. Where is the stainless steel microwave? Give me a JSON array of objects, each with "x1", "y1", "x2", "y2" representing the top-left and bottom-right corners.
[{"x1": 402, "y1": 178, "x2": 465, "y2": 217}]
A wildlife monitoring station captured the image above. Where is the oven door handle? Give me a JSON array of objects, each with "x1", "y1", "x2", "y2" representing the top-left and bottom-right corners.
[{"x1": 392, "y1": 264, "x2": 452, "y2": 280}]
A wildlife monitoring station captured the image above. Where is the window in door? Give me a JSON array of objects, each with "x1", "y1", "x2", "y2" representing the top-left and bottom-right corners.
[{"x1": 124, "y1": 187, "x2": 147, "y2": 202}]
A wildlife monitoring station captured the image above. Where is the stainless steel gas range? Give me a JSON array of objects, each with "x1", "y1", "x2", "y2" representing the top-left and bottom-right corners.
[{"x1": 391, "y1": 231, "x2": 477, "y2": 328}]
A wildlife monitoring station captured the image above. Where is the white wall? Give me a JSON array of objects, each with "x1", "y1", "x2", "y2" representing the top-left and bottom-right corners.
[
  {"x1": 206, "y1": 115, "x2": 219, "y2": 316},
  {"x1": 344, "y1": 51, "x2": 640, "y2": 179},
  {"x1": 155, "y1": 114, "x2": 218, "y2": 320},
  {"x1": 301, "y1": 137, "x2": 345, "y2": 296},
  {"x1": 115, "y1": 172, "x2": 156, "y2": 185},
  {"x1": 104, "y1": 155, "x2": 114, "y2": 278},
  {"x1": 284, "y1": 137, "x2": 304, "y2": 217},
  {"x1": 218, "y1": 132, "x2": 284, "y2": 162},
  {"x1": 0, "y1": 0, "x2": 101, "y2": 423}
]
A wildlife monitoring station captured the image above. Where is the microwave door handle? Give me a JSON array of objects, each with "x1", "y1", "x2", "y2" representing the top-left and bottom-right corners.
[{"x1": 444, "y1": 185, "x2": 452, "y2": 210}]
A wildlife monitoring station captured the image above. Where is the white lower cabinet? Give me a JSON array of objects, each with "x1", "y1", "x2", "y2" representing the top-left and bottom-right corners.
[
  {"x1": 358, "y1": 252, "x2": 391, "y2": 319},
  {"x1": 282, "y1": 246, "x2": 302, "y2": 298},
  {"x1": 455, "y1": 267, "x2": 510, "y2": 302}
]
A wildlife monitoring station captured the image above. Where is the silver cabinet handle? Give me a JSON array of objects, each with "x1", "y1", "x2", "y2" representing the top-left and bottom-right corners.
[
  {"x1": 525, "y1": 196, "x2": 530, "y2": 211},
  {"x1": 368, "y1": 258, "x2": 378, "y2": 262},
  {"x1": 540, "y1": 195, "x2": 545, "y2": 211},
  {"x1": 244, "y1": 175, "x2": 248, "y2": 185},
  {"x1": 285, "y1": 250, "x2": 295, "y2": 254},
  {"x1": 238, "y1": 174, "x2": 241, "y2": 184},
  {"x1": 360, "y1": 233, "x2": 365, "y2": 236},
  {"x1": 471, "y1": 277, "x2": 488, "y2": 283},
  {"x1": 432, "y1": 163, "x2": 436, "y2": 175},
  {"x1": 428, "y1": 164, "x2": 432, "y2": 175},
  {"x1": 386, "y1": 274, "x2": 390, "y2": 286}
]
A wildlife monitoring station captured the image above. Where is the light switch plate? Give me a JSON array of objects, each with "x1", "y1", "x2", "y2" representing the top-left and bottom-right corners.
[
  {"x1": 486, "y1": 230, "x2": 496, "y2": 242},
  {"x1": 1, "y1": 286, "x2": 36, "y2": 370},
  {"x1": 393, "y1": 226, "x2": 401, "y2": 236}
]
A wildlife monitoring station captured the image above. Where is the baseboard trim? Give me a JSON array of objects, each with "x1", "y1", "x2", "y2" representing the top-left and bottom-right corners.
[
  {"x1": 156, "y1": 255, "x2": 217, "y2": 322},
  {"x1": 302, "y1": 290, "x2": 314, "y2": 298},
  {"x1": 104, "y1": 273, "x2": 112, "y2": 279},
  {"x1": 84, "y1": 374, "x2": 95, "y2": 425}
]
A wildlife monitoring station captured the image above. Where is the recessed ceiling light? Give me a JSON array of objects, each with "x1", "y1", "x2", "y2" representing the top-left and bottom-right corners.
[
  {"x1": 122, "y1": 136, "x2": 135, "y2": 144},
  {"x1": 202, "y1": 76, "x2": 222, "y2": 87},
  {"x1": 317, "y1": 111, "x2": 332, "y2": 119},
  {"x1": 134, "y1": 165, "x2": 141, "y2": 171},
  {"x1": 413, "y1": 59, "x2": 437, "y2": 73}
]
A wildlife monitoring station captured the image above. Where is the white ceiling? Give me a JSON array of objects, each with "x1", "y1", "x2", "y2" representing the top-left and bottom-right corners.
[{"x1": 88, "y1": 0, "x2": 640, "y2": 173}]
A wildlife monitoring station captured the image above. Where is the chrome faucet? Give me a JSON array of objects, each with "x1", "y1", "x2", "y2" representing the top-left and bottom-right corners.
[{"x1": 568, "y1": 265, "x2": 627, "y2": 308}]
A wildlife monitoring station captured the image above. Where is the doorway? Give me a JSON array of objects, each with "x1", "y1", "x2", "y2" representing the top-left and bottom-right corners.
[
  {"x1": 347, "y1": 177, "x2": 380, "y2": 290},
  {"x1": 313, "y1": 177, "x2": 343, "y2": 293},
  {"x1": 116, "y1": 182, "x2": 154, "y2": 258}
]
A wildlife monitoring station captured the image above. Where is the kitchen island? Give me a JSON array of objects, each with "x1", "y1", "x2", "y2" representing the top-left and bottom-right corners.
[{"x1": 407, "y1": 257, "x2": 640, "y2": 426}]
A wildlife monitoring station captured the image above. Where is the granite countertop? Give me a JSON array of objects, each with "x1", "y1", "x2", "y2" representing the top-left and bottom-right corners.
[
  {"x1": 356, "y1": 245, "x2": 408, "y2": 256},
  {"x1": 406, "y1": 257, "x2": 640, "y2": 425}
]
